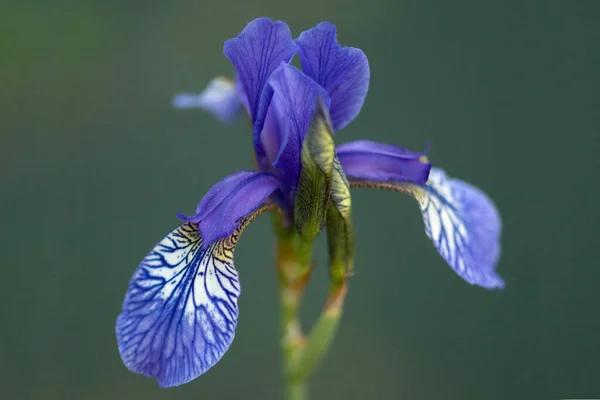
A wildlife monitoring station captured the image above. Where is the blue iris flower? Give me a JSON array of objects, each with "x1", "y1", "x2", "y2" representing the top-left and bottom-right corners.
[{"x1": 117, "y1": 18, "x2": 504, "y2": 388}]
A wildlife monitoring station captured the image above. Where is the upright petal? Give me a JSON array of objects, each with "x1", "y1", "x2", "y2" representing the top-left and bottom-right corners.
[
  {"x1": 178, "y1": 171, "x2": 280, "y2": 245},
  {"x1": 255, "y1": 95, "x2": 284, "y2": 171},
  {"x1": 296, "y1": 22, "x2": 370, "y2": 131},
  {"x1": 336, "y1": 140, "x2": 431, "y2": 185},
  {"x1": 223, "y1": 18, "x2": 297, "y2": 121},
  {"x1": 116, "y1": 207, "x2": 273, "y2": 387},
  {"x1": 267, "y1": 64, "x2": 330, "y2": 191},
  {"x1": 172, "y1": 77, "x2": 242, "y2": 123}
]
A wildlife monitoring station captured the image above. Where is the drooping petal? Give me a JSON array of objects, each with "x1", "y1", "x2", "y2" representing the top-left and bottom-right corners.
[
  {"x1": 116, "y1": 224, "x2": 238, "y2": 387},
  {"x1": 116, "y1": 207, "x2": 273, "y2": 387},
  {"x1": 296, "y1": 22, "x2": 370, "y2": 131},
  {"x1": 178, "y1": 171, "x2": 280, "y2": 245},
  {"x1": 223, "y1": 18, "x2": 297, "y2": 122},
  {"x1": 172, "y1": 77, "x2": 242, "y2": 123},
  {"x1": 336, "y1": 140, "x2": 431, "y2": 185},
  {"x1": 267, "y1": 63, "x2": 330, "y2": 191},
  {"x1": 347, "y1": 166, "x2": 504, "y2": 289},
  {"x1": 411, "y1": 168, "x2": 504, "y2": 288},
  {"x1": 294, "y1": 98, "x2": 335, "y2": 239}
]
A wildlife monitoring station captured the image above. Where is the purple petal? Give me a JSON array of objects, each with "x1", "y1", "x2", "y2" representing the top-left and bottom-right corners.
[
  {"x1": 296, "y1": 22, "x2": 370, "y2": 131},
  {"x1": 172, "y1": 77, "x2": 242, "y2": 123},
  {"x1": 267, "y1": 64, "x2": 330, "y2": 190},
  {"x1": 255, "y1": 97, "x2": 284, "y2": 171},
  {"x1": 413, "y1": 168, "x2": 504, "y2": 289},
  {"x1": 116, "y1": 223, "x2": 240, "y2": 387},
  {"x1": 223, "y1": 18, "x2": 297, "y2": 122},
  {"x1": 336, "y1": 140, "x2": 431, "y2": 185},
  {"x1": 178, "y1": 171, "x2": 280, "y2": 244}
]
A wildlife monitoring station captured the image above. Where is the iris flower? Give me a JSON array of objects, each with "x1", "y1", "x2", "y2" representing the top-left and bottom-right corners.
[{"x1": 116, "y1": 17, "x2": 503, "y2": 388}]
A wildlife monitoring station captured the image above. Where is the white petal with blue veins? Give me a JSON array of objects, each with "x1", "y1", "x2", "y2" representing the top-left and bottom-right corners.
[
  {"x1": 411, "y1": 167, "x2": 504, "y2": 289},
  {"x1": 116, "y1": 223, "x2": 240, "y2": 387}
]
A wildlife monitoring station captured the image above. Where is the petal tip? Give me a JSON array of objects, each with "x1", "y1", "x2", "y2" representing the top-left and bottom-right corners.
[
  {"x1": 296, "y1": 23, "x2": 369, "y2": 130},
  {"x1": 172, "y1": 93, "x2": 200, "y2": 109},
  {"x1": 223, "y1": 17, "x2": 297, "y2": 121}
]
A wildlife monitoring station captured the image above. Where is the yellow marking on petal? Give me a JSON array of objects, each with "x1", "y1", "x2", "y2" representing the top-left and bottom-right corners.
[
  {"x1": 220, "y1": 204, "x2": 278, "y2": 252},
  {"x1": 350, "y1": 180, "x2": 413, "y2": 194},
  {"x1": 213, "y1": 76, "x2": 236, "y2": 87}
]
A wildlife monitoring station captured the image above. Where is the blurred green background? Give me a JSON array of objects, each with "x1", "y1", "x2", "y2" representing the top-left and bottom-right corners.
[{"x1": 1, "y1": 0, "x2": 598, "y2": 399}]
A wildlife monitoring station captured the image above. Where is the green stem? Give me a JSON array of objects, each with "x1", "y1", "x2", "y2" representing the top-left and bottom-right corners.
[
  {"x1": 273, "y1": 214, "x2": 348, "y2": 400},
  {"x1": 290, "y1": 278, "x2": 347, "y2": 382},
  {"x1": 274, "y1": 215, "x2": 311, "y2": 400},
  {"x1": 285, "y1": 379, "x2": 307, "y2": 400}
]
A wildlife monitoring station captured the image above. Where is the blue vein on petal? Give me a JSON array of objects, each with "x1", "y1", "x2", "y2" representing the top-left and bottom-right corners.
[
  {"x1": 116, "y1": 223, "x2": 240, "y2": 387},
  {"x1": 422, "y1": 185, "x2": 465, "y2": 263},
  {"x1": 415, "y1": 168, "x2": 503, "y2": 288}
]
